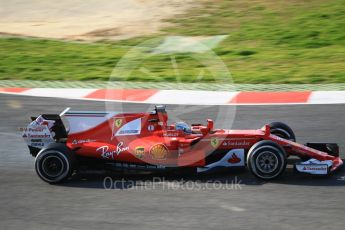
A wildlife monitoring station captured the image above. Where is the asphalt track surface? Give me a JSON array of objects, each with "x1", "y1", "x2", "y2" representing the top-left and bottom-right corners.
[{"x1": 1, "y1": 94, "x2": 345, "y2": 230}]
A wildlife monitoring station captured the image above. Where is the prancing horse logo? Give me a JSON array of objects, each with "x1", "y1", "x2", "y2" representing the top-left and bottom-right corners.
[
  {"x1": 115, "y1": 119, "x2": 122, "y2": 128},
  {"x1": 211, "y1": 138, "x2": 219, "y2": 148}
]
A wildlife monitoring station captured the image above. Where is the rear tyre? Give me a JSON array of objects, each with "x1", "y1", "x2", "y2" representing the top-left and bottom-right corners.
[
  {"x1": 35, "y1": 143, "x2": 75, "y2": 184},
  {"x1": 269, "y1": 122, "x2": 296, "y2": 142},
  {"x1": 247, "y1": 140, "x2": 287, "y2": 180}
]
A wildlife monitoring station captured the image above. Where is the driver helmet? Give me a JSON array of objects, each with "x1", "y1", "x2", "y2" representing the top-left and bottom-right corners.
[{"x1": 175, "y1": 122, "x2": 192, "y2": 134}]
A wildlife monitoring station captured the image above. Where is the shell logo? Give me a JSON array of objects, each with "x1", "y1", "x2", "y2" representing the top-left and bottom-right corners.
[{"x1": 150, "y1": 144, "x2": 168, "y2": 160}]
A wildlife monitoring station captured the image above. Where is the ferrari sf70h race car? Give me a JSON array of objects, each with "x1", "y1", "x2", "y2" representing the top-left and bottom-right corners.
[{"x1": 22, "y1": 105, "x2": 343, "y2": 183}]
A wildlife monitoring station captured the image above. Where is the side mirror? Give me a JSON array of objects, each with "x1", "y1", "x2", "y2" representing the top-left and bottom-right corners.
[
  {"x1": 262, "y1": 124, "x2": 270, "y2": 137},
  {"x1": 207, "y1": 119, "x2": 214, "y2": 131}
]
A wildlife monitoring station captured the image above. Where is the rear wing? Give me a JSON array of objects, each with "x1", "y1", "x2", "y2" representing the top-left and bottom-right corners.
[{"x1": 22, "y1": 112, "x2": 68, "y2": 157}]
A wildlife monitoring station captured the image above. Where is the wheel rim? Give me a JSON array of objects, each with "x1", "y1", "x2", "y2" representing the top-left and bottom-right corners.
[
  {"x1": 41, "y1": 156, "x2": 64, "y2": 177},
  {"x1": 256, "y1": 151, "x2": 278, "y2": 174}
]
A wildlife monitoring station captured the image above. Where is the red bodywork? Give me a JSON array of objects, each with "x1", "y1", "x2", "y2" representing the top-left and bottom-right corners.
[{"x1": 64, "y1": 109, "x2": 343, "y2": 172}]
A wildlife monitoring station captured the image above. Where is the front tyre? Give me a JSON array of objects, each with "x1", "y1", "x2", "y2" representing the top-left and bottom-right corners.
[
  {"x1": 35, "y1": 144, "x2": 75, "y2": 183},
  {"x1": 247, "y1": 140, "x2": 287, "y2": 180},
  {"x1": 269, "y1": 122, "x2": 296, "y2": 142}
]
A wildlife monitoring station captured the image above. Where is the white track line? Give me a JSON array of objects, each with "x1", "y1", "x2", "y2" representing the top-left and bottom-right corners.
[
  {"x1": 308, "y1": 91, "x2": 345, "y2": 104},
  {"x1": 22, "y1": 88, "x2": 96, "y2": 99},
  {"x1": 146, "y1": 90, "x2": 238, "y2": 105}
]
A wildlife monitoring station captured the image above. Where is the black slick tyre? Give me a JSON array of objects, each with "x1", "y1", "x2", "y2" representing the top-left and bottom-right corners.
[
  {"x1": 269, "y1": 122, "x2": 296, "y2": 142},
  {"x1": 35, "y1": 143, "x2": 75, "y2": 184},
  {"x1": 247, "y1": 140, "x2": 287, "y2": 180}
]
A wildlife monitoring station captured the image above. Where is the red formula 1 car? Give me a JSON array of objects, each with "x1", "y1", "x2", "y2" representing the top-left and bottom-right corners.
[{"x1": 22, "y1": 105, "x2": 343, "y2": 183}]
